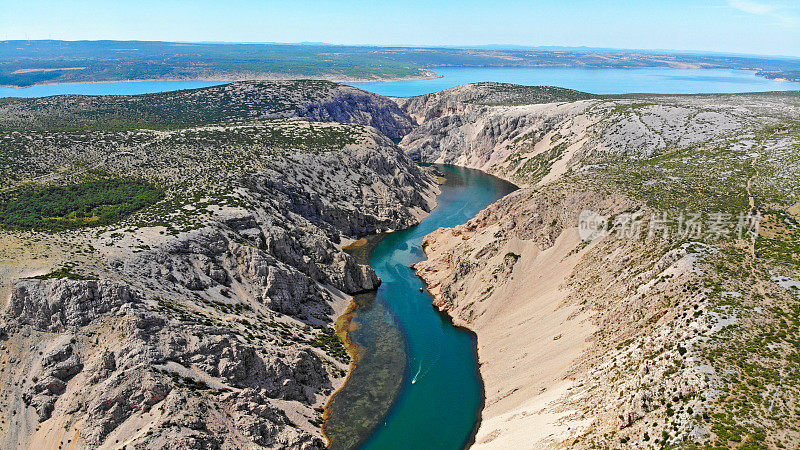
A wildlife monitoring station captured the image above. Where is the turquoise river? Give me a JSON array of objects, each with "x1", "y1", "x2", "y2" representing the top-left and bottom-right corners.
[
  {"x1": 325, "y1": 165, "x2": 517, "y2": 449},
  {"x1": 5, "y1": 66, "x2": 791, "y2": 447}
]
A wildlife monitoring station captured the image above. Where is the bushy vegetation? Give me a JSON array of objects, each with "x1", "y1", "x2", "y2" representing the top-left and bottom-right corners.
[
  {"x1": 0, "y1": 178, "x2": 164, "y2": 231},
  {"x1": 0, "y1": 80, "x2": 346, "y2": 132},
  {"x1": 307, "y1": 327, "x2": 350, "y2": 362},
  {"x1": 467, "y1": 83, "x2": 598, "y2": 105},
  {"x1": 606, "y1": 144, "x2": 752, "y2": 215},
  {"x1": 29, "y1": 262, "x2": 96, "y2": 280},
  {"x1": 514, "y1": 142, "x2": 568, "y2": 183}
]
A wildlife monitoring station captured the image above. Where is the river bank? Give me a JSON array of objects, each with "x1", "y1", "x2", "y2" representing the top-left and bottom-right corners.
[{"x1": 322, "y1": 165, "x2": 517, "y2": 449}]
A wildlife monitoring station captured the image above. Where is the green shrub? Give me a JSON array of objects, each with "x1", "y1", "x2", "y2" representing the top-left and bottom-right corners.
[{"x1": 0, "y1": 178, "x2": 164, "y2": 231}]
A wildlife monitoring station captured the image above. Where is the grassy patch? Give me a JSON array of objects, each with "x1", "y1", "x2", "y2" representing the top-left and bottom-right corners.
[
  {"x1": 29, "y1": 263, "x2": 96, "y2": 280},
  {"x1": 513, "y1": 142, "x2": 568, "y2": 184},
  {"x1": 0, "y1": 178, "x2": 164, "y2": 231},
  {"x1": 308, "y1": 327, "x2": 351, "y2": 363}
]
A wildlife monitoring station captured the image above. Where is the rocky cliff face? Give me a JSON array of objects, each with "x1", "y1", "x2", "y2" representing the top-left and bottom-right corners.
[
  {"x1": 3, "y1": 277, "x2": 334, "y2": 448},
  {"x1": 405, "y1": 85, "x2": 800, "y2": 448},
  {"x1": 396, "y1": 84, "x2": 787, "y2": 186},
  {"x1": 414, "y1": 185, "x2": 720, "y2": 448},
  {"x1": 0, "y1": 84, "x2": 437, "y2": 449},
  {"x1": 298, "y1": 86, "x2": 416, "y2": 139},
  {"x1": 0, "y1": 80, "x2": 416, "y2": 139}
]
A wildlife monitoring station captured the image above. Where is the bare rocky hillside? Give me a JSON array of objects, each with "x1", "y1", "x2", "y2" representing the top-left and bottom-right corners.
[
  {"x1": 0, "y1": 83, "x2": 436, "y2": 449},
  {"x1": 402, "y1": 84, "x2": 800, "y2": 448},
  {"x1": 0, "y1": 80, "x2": 416, "y2": 139}
]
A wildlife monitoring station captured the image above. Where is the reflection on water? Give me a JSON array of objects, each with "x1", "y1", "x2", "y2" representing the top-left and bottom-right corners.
[{"x1": 324, "y1": 165, "x2": 517, "y2": 449}]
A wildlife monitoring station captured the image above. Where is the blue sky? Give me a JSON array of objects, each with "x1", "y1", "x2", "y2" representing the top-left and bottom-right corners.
[{"x1": 2, "y1": 0, "x2": 799, "y2": 57}]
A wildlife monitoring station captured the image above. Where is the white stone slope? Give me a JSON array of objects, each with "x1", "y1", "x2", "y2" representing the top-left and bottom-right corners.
[
  {"x1": 397, "y1": 84, "x2": 778, "y2": 186},
  {"x1": 402, "y1": 85, "x2": 800, "y2": 448},
  {"x1": 0, "y1": 115, "x2": 439, "y2": 449}
]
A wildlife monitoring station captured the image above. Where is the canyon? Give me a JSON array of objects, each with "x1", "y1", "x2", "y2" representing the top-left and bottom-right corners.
[
  {"x1": 1, "y1": 80, "x2": 799, "y2": 448},
  {"x1": 0, "y1": 81, "x2": 437, "y2": 449},
  {"x1": 401, "y1": 83, "x2": 800, "y2": 448}
]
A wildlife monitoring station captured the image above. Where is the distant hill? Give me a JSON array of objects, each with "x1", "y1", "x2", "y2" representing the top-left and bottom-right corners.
[{"x1": 2, "y1": 40, "x2": 800, "y2": 87}]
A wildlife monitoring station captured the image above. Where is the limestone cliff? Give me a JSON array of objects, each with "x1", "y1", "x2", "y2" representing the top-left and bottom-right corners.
[
  {"x1": 397, "y1": 83, "x2": 791, "y2": 186},
  {"x1": 407, "y1": 84, "x2": 800, "y2": 448},
  {"x1": 0, "y1": 83, "x2": 437, "y2": 449}
]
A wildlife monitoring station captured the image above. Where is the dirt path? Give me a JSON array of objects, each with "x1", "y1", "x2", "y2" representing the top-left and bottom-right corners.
[{"x1": 746, "y1": 151, "x2": 760, "y2": 260}]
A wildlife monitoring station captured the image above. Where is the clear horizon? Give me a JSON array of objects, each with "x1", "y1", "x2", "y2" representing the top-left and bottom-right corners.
[{"x1": 2, "y1": 0, "x2": 799, "y2": 57}]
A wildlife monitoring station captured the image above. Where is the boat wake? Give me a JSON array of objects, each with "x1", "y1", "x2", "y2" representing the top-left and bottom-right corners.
[{"x1": 411, "y1": 361, "x2": 422, "y2": 384}]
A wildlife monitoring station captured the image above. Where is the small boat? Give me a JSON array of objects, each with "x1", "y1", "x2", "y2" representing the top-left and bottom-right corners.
[{"x1": 411, "y1": 361, "x2": 422, "y2": 384}]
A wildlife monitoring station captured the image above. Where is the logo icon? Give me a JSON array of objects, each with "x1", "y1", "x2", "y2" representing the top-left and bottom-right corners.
[{"x1": 578, "y1": 209, "x2": 608, "y2": 242}]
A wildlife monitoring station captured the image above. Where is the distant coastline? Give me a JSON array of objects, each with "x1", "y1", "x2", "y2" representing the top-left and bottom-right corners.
[
  {"x1": 5, "y1": 66, "x2": 800, "y2": 91},
  {"x1": 0, "y1": 70, "x2": 442, "y2": 89},
  {"x1": 4, "y1": 41, "x2": 799, "y2": 89}
]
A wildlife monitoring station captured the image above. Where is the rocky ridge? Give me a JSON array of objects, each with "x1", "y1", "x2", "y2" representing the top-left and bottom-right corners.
[
  {"x1": 0, "y1": 80, "x2": 416, "y2": 139},
  {"x1": 398, "y1": 84, "x2": 798, "y2": 185},
  {"x1": 0, "y1": 82, "x2": 437, "y2": 449},
  {"x1": 404, "y1": 84, "x2": 800, "y2": 448}
]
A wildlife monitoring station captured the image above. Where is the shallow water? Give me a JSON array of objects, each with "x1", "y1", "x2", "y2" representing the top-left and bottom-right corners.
[
  {"x1": 349, "y1": 66, "x2": 800, "y2": 96},
  {"x1": 325, "y1": 165, "x2": 517, "y2": 449}
]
